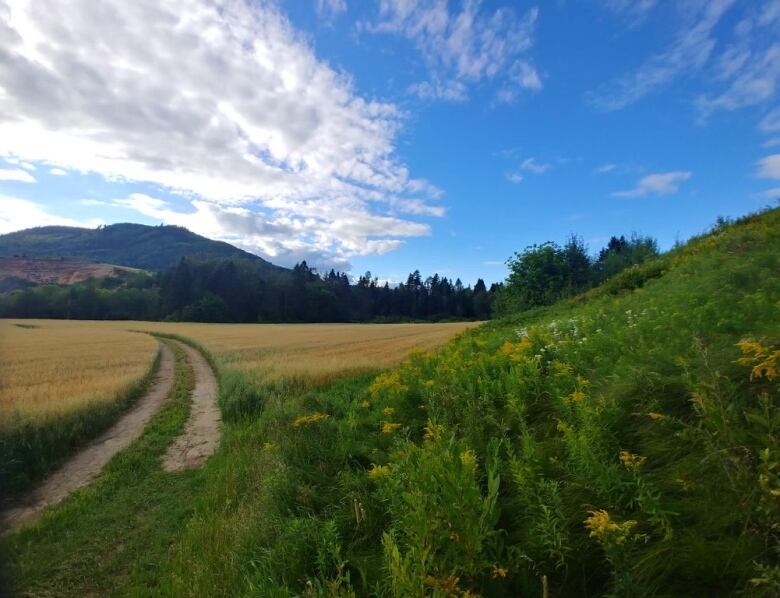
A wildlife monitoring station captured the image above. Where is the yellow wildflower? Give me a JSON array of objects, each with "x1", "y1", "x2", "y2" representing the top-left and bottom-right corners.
[
  {"x1": 368, "y1": 463, "x2": 391, "y2": 479},
  {"x1": 736, "y1": 339, "x2": 778, "y2": 381},
  {"x1": 491, "y1": 566, "x2": 508, "y2": 579},
  {"x1": 424, "y1": 420, "x2": 445, "y2": 441},
  {"x1": 382, "y1": 422, "x2": 401, "y2": 434},
  {"x1": 383, "y1": 406, "x2": 395, "y2": 416},
  {"x1": 619, "y1": 450, "x2": 647, "y2": 471},
  {"x1": 262, "y1": 442, "x2": 276, "y2": 450},
  {"x1": 292, "y1": 412, "x2": 329, "y2": 428},
  {"x1": 360, "y1": 400, "x2": 370, "y2": 408},
  {"x1": 460, "y1": 450, "x2": 477, "y2": 469},
  {"x1": 569, "y1": 389, "x2": 587, "y2": 403},
  {"x1": 556, "y1": 419, "x2": 569, "y2": 432},
  {"x1": 584, "y1": 509, "x2": 637, "y2": 544},
  {"x1": 647, "y1": 412, "x2": 667, "y2": 421}
]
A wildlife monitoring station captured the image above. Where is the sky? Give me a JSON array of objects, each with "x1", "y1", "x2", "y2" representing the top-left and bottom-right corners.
[{"x1": 0, "y1": 0, "x2": 779, "y2": 285}]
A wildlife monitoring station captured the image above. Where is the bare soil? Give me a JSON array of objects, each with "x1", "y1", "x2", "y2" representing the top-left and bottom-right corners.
[
  {"x1": 162, "y1": 342, "x2": 220, "y2": 471},
  {"x1": 1, "y1": 343, "x2": 175, "y2": 533}
]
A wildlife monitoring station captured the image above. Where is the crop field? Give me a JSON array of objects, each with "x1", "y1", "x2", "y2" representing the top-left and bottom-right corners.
[
  {"x1": 139, "y1": 321, "x2": 479, "y2": 384},
  {"x1": 0, "y1": 320, "x2": 158, "y2": 424}
]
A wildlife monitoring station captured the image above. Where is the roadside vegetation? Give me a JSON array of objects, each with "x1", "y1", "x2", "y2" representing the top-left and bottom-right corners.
[{"x1": 2, "y1": 208, "x2": 778, "y2": 596}]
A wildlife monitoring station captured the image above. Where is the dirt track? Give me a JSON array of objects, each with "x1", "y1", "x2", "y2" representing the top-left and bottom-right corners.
[
  {"x1": 162, "y1": 342, "x2": 220, "y2": 471},
  {"x1": 1, "y1": 343, "x2": 175, "y2": 532},
  {"x1": 1, "y1": 339, "x2": 221, "y2": 533}
]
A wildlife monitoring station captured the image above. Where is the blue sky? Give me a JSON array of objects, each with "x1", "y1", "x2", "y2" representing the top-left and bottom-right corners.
[{"x1": 0, "y1": 0, "x2": 779, "y2": 285}]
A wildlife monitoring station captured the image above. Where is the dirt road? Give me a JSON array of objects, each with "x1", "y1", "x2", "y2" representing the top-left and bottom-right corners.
[
  {"x1": 162, "y1": 342, "x2": 220, "y2": 471},
  {"x1": 1, "y1": 339, "x2": 221, "y2": 534},
  {"x1": 1, "y1": 343, "x2": 175, "y2": 532}
]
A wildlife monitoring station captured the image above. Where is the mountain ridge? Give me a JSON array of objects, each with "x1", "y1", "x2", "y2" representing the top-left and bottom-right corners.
[{"x1": 0, "y1": 223, "x2": 287, "y2": 274}]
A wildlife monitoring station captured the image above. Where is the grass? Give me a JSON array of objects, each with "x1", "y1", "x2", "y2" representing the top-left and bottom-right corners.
[
  {"x1": 1, "y1": 341, "x2": 197, "y2": 597},
  {"x1": 2, "y1": 209, "x2": 778, "y2": 596}
]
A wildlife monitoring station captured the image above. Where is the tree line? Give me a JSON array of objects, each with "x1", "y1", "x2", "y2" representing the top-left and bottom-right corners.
[
  {"x1": 494, "y1": 233, "x2": 659, "y2": 314},
  {"x1": 0, "y1": 258, "x2": 497, "y2": 322},
  {"x1": 0, "y1": 232, "x2": 659, "y2": 322}
]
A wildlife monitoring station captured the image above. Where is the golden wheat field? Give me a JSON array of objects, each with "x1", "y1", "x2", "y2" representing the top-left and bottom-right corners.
[
  {"x1": 141, "y1": 321, "x2": 480, "y2": 384},
  {"x1": 0, "y1": 320, "x2": 158, "y2": 423},
  {"x1": 0, "y1": 320, "x2": 478, "y2": 421}
]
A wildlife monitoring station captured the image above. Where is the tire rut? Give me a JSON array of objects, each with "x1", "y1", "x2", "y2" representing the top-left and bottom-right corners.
[{"x1": 1, "y1": 342, "x2": 176, "y2": 533}]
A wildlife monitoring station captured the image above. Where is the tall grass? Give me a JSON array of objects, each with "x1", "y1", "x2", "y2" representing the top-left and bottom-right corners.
[{"x1": 157, "y1": 208, "x2": 779, "y2": 595}]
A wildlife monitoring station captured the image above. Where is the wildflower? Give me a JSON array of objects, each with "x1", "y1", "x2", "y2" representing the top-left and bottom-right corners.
[
  {"x1": 424, "y1": 420, "x2": 444, "y2": 441},
  {"x1": 736, "y1": 339, "x2": 779, "y2": 381},
  {"x1": 492, "y1": 565, "x2": 508, "y2": 578},
  {"x1": 383, "y1": 406, "x2": 395, "y2": 416},
  {"x1": 569, "y1": 389, "x2": 587, "y2": 403},
  {"x1": 368, "y1": 463, "x2": 391, "y2": 479},
  {"x1": 619, "y1": 450, "x2": 647, "y2": 471},
  {"x1": 460, "y1": 450, "x2": 477, "y2": 469},
  {"x1": 292, "y1": 412, "x2": 329, "y2": 428},
  {"x1": 647, "y1": 411, "x2": 667, "y2": 421},
  {"x1": 423, "y1": 575, "x2": 460, "y2": 593},
  {"x1": 585, "y1": 510, "x2": 637, "y2": 544},
  {"x1": 360, "y1": 400, "x2": 370, "y2": 408},
  {"x1": 556, "y1": 419, "x2": 569, "y2": 432},
  {"x1": 262, "y1": 442, "x2": 276, "y2": 450},
  {"x1": 382, "y1": 422, "x2": 401, "y2": 434}
]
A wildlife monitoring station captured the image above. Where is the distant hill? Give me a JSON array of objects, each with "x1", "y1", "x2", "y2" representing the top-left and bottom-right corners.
[{"x1": 0, "y1": 223, "x2": 286, "y2": 273}]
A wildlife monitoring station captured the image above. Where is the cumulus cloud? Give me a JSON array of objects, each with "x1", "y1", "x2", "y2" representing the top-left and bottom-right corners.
[
  {"x1": 612, "y1": 171, "x2": 692, "y2": 197},
  {"x1": 364, "y1": 0, "x2": 541, "y2": 103},
  {"x1": 0, "y1": 168, "x2": 36, "y2": 183},
  {"x1": 588, "y1": 0, "x2": 735, "y2": 111},
  {"x1": 757, "y1": 154, "x2": 780, "y2": 179},
  {"x1": 49, "y1": 167, "x2": 67, "y2": 175},
  {"x1": 0, "y1": 196, "x2": 100, "y2": 233},
  {"x1": 0, "y1": 0, "x2": 442, "y2": 267}
]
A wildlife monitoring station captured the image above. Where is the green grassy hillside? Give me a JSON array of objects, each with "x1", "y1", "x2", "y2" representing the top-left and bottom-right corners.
[
  {"x1": 0, "y1": 223, "x2": 286, "y2": 273},
  {"x1": 161, "y1": 207, "x2": 776, "y2": 596},
  {"x1": 3, "y1": 208, "x2": 778, "y2": 597}
]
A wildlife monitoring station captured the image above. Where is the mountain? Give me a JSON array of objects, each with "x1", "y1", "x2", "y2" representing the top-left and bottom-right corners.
[{"x1": 0, "y1": 223, "x2": 286, "y2": 273}]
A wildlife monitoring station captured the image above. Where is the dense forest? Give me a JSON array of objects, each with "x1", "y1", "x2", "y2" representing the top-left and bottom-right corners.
[
  {"x1": 0, "y1": 259, "x2": 498, "y2": 322},
  {"x1": 0, "y1": 231, "x2": 659, "y2": 322}
]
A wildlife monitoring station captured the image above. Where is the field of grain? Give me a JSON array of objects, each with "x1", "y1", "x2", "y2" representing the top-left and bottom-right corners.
[
  {"x1": 0, "y1": 320, "x2": 158, "y2": 424},
  {"x1": 139, "y1": 321, "x2": 479, "y2": 384},
  {"x1": 0, "y1": 320, "x2": 478, "y2": 421}
]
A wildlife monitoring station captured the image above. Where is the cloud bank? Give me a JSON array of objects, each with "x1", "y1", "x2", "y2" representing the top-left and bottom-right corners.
[{"x1": 0, "y1": 0, "x2": 443, "y2": 268}]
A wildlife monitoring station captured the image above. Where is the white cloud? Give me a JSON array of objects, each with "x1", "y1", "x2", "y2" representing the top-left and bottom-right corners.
[
  {"x1": 505, "y1": 172, "x2": 523, "y2": 184},
  {"x1": 521, "y1": 157, "x2": 551, "y2": 174},
  {"x1": 757, "y1": 154, "x2": 780, "y2": 179},
  {"x1": 0, "y1": 168, "x2": 36, "y2": 183},
  {"x1": 588, "y1": 0, "x2": 735, "y2": 111},
  {"x1": 408, "y1": 77, "x2": 467, "y2": 102},
  {"x1": 0, "y1": 196, "x2": 101, "y2": 234},
  {"x1": 763, "y1": 137, "x2": 780, "y2": 148},
  {"x1": 315, "y1": 0, "x2": 347, "y2": 21},
  {"x1": 49, "y1": 167, "x2": 67, "y2": 175},
  {"x1": 595, "y1": 163, "x2": 617, "y2": 174},
  {"x1": 760, "y1": 106, "x2": 780, "y2": 133},
  {"x1": 0, "y1": 0, "x2": 442, "y2": 267},
  {"x1": 759, "y1": 187, "x2": 780, "y2": 198},
  {"x1": 612, "y1": 171, "x2": 692, "y2": 197},
  {"x1": 364, "y1": 1, "x2": 541, "y2": 103}
]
